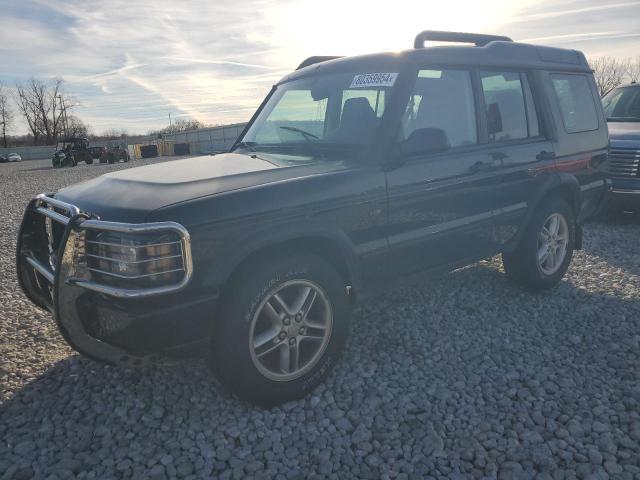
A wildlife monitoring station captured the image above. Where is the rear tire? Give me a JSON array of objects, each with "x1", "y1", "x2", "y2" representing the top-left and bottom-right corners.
[
  {"x1": 209, "y1": 253, "x2": 351, "y2": 406},
  {"x1": 502, "y1": 197, "x2": 575, "y2": 291}
]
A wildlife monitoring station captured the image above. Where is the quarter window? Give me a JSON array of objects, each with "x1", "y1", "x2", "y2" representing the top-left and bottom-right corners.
[
  {"x1": 480, "y1": 71, "x2": 540, "y2": 142},
  {"x1": 401, "y1": 69, "x2": 477, "y2": 148},
  {"x1": 550, "y1": 74, "x2": 598, "y2": 133}
]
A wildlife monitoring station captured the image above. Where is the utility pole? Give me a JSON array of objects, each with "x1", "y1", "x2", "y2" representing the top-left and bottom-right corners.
[
  {"x1": 58, "y1": 95, "x2": 69, "y2": 138},
  {"x1": 168, "y1": 111, "x2": 172, "y2": 129}
]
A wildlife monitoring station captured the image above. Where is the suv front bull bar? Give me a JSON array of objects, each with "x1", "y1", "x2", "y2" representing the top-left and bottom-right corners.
[{"x1": 16, "y1": 194, "x2": 193, "y2": 366}]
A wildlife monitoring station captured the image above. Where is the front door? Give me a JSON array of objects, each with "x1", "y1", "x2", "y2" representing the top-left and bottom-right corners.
[{"x1": 385, "y1": 67, "x2": 502, "y2": 276}]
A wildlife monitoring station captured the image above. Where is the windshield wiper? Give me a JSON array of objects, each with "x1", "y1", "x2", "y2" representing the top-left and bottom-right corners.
[
  {"x1": 279, "y1": 126, "x2": 319, "y2": 143},
  {"x1": 231, "y1": 141, "x2": 257, "y2": 152}
]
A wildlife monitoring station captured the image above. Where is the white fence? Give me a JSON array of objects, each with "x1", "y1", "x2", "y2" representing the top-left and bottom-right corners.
[
  {"x1": 0, "y1": 123, "x2": 248, "y2": 161},
  {"x1": 138, "y1": 123, "x2": 247, "y2": 155}
]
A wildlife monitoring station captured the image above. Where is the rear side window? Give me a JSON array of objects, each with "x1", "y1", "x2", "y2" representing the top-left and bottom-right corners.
[
  {"x1": 401, "y1": 68, "x2": 477, "y2": 148},
  {"x1": 550, "y1": 74, "x2": 598, "y2": 133},
  {"x1": 480, "y1": 71, "x2": 540, "y2": 142}
]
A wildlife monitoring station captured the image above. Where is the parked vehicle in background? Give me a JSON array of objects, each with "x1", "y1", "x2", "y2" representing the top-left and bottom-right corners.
[
  {"x1": 17, "y1": 31, "x2": 609, "y2": 405},
  {"x1": 602, "y1": 83, "x2": 640, "y2": 211},
  {"x1": 52, "y1": 138, "x2": 93, "y2": 168},
  {"x1": 89, "y1": 146, "x2": 107, "y2": 160},
  {"x1": 100, "y1": 145, "x2": 130, "y2": 164},
  {"x1": 1, "y1": 153, "x2": 22, "y2": 162}
]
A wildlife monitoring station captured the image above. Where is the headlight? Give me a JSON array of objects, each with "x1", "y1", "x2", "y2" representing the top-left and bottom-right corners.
[{"x1": 85, "y1": 230, "x2": 188, "y2": 289}]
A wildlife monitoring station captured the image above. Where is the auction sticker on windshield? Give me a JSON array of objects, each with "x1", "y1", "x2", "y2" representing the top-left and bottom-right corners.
[{"x1": 350, "y1": 73, "x2": 398, "y2": 88}]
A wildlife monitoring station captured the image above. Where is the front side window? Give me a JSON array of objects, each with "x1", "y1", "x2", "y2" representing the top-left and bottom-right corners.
[
  {"x1": 551, "y1": 74, "x2": 599, "y2": 133},
  {"x1": 602, "y1": 87, "x2": 640, "y2": 121},
  {"x1": 240, "y1": 71, "x2": 396, "y2": 158},
  {"x1": 401, "y1": 69, "x2": 477, "y2": 149},
  {"x1": 480, "y1": 71, "x2": 539, "y2": 142}
]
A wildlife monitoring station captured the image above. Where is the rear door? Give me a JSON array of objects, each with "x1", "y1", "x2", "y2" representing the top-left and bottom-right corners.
[
  {"x1": 545, "y1": 72, "x2": 609, "y2": 220},
  {"x1": 475, "y1": 69, "x2": 554, "y2": 245},
  {"x1": 385, "y1": 67, "x2": 503, "y2": 276}
]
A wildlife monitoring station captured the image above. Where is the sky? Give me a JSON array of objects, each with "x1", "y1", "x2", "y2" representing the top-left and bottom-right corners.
[{"x1": 1, "y1": 0, "x2": 639, "y2": 135}]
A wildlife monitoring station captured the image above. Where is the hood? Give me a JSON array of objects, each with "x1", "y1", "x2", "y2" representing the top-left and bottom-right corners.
[
  {"x1": 55, "y1": 153, "x2": 348, "y2": 223},
  {"x1": 608, "y1": 121, "x2": 640, "y2": 147}
]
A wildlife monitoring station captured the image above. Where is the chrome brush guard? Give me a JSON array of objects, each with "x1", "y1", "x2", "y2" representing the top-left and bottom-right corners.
[
  {"x1": 16, "y1": 194, "x2": 194, "y2": 365},
  {"x1": 17, "y1": 193, "x2": 193, "y2": 307}
]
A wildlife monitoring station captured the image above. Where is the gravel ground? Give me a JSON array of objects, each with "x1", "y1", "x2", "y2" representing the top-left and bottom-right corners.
[{"x1": 1, "y1": 158, "x2": 639, "y2": 480}]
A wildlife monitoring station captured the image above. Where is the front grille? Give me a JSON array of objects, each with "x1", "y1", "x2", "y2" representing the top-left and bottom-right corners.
[{"x1": 608, "y1": 148, "x2": 640, "y2": 178}]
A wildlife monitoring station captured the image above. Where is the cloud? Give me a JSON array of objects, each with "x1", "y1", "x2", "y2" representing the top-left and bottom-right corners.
[
  {"x1": 507, "y1": 1, "x2": 640, "y2": 22},
  {"x1": 2, "y1": 0, "x2": 639, "y2": 134}
]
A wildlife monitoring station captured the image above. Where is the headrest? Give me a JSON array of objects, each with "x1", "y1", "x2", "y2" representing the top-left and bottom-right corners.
[{"x1": 341, "y1": 97, "x2": 376, "y2": 123}]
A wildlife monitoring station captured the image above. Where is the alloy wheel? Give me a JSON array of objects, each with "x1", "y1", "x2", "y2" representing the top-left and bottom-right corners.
[
  {"x1": 249, "y1": 280, "x2": 333, "y2": 381},
  {"x1": 537, "y1": 212, "x2": 569, "y2": 275}
]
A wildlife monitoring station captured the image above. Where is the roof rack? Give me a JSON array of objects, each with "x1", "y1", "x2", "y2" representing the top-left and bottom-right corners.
[
  {"x1": 414, "y1": 30, "x2": 513, "y2": 48},
  {"x1": 296, "y1": 56, "x2": 343, "y2": 70}
]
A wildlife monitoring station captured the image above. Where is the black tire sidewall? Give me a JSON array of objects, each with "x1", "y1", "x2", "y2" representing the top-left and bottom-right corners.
[{"x1": 210, "y1": 253, "x2": 350, "y2": 406}]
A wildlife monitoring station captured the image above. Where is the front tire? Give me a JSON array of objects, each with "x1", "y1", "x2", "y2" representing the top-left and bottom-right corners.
[
  {"x1": 209, "y1": 253, "x2": 351, "y2": 406},
  {"x1": 502, "y1": 197, "x2": 575, "y2": 290}
]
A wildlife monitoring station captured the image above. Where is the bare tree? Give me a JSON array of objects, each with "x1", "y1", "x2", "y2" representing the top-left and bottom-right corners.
[
  {"x1": 159, "y1": 118, "x2": 206, "y2": 134},
  {"x1": 589, "y1": 56, "x2": 628, "y2": 96},
  {"x1": 101, "y1": 128, "x2": 128, "y2": 140},
  {"x1": 14, "y1": 78, "x2": 75, "y2": 144},
  {"x1": 15, "y1": 82, "x2": 40, "y2": 143},
  {"x1": 627, "y1": 57, "x2": 640, "y2": 84},
  {"x1": 65, "y1": 115, "x2": 91, "y2": 138},
  {"x1": 0, "y1": 83, "x2": 13, "y2": 148}
]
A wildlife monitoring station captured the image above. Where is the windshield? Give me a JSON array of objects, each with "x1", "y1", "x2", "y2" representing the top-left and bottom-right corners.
[
  {"x1": 603, "y1": 86, "x2": 640, "y2": 121},
  {"x1": 236, "y1": 71, "x2": 397, "y2": 158}
]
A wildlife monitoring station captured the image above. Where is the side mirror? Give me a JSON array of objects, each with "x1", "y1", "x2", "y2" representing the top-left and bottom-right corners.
[{"x1": 400, "y1": 128, "x2": 450, "y2": 156}]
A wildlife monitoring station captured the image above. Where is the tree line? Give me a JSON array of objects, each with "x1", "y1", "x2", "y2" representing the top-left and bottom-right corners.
[
  {"x1": 0, "y1": 78, "x2": 211, "y2": 148},
  {"x1": 0, "y1": 78, "x2": 89, "y2": 148},
  {"x1": 589, "y1": 56, "x2": 640, "y2": 97}
]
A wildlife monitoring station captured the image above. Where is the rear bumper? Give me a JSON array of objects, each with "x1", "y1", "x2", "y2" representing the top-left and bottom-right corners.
[
  {"x1": 577, "y1": 177, "x2": 611, "y2": 223},
  {"x1": 16, "y1": 194, "x2": 213, "y2": 366}
]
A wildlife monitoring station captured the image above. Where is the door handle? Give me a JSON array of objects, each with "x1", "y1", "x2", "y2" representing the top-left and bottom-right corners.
[
  {"x1": 536, "y1": 150, "x2": 556, "y2": 161},
  {"x1": 470, "y1": 152, "x2": 506, "y2": 173}
]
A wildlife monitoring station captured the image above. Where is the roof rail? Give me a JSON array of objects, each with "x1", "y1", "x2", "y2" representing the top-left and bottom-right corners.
[
  {"x1": 414, "y1": 30, "x2": 513, "y2": 48},
  {"x1": 296, "y1": 56, "x2": 342, "y2": 70}
]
